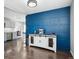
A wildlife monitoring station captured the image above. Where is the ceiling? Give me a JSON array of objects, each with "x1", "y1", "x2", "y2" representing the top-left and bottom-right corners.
[{"x1": 4, "y1": 0, "x2": 72, "y2": 15}]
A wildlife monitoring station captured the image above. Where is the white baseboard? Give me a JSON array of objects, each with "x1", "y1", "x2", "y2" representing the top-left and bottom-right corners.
[{"x1": 70, "y1": 50, "x2": 74, "y2": 57}]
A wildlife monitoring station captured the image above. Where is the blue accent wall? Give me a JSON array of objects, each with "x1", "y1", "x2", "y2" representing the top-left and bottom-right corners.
[{"x1": 26, "y1": 7, "x2": 70, "y2": 52}]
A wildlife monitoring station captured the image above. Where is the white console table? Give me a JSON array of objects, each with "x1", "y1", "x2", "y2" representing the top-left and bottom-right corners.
[{"x1": 29, "y1": 34, "x2": 57, "y2": 52}]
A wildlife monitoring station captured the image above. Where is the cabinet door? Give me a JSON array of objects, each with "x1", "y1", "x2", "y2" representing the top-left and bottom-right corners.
[
  {"x1": 34, "y1": 37, "x2": 44, "y2": 47},
  {"x1": 38, "y1": 37, "x2": 46, "y2": 47},
  {"x1": 48, "y1": 38, "x2": 53, "y2": 47},
  {"x1": 34, "y1": 37, "x2": 39, "y2": 46},
  {"x1": 7, "y1": 32, "x2": 13, "y2": 40}
]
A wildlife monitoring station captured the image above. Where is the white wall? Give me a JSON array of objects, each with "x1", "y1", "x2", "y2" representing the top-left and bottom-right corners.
[{"x1": 70, "y1": 1, "x2": 74, "y2": 57}]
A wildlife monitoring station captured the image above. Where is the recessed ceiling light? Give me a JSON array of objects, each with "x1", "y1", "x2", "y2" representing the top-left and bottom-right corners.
[{"x1": 27, "y1": 0, "x2": 37, "y2": 8}]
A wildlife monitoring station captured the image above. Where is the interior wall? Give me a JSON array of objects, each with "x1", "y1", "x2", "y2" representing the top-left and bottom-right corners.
[
  {"x1": 70, "y1": 2, "x2": 74, "y2": 57},
  {"x1": 26, "y1": 6, "x2": 70, "y2": 52}
]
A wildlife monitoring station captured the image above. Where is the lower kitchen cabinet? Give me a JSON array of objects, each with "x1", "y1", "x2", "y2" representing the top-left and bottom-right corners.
[{"x1": 29, "y1": 34, "x2": 57, "y2": 52}]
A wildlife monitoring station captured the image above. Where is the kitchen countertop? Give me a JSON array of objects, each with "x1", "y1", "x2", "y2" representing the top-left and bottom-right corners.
[{"x1": 29, "y1": 34, "x2": 56, "y2": 38}]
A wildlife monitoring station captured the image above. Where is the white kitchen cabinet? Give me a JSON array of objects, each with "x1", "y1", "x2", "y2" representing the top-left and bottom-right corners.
[
  {"x1": 4, "y1": 19, "x2": 15, "y2": 28},
  {"x1": 4, "y1": 32, "x2": 13, "y2": 41},
  {"x1": 29, "y1": 34, "x2": 57, "y2": 52}
]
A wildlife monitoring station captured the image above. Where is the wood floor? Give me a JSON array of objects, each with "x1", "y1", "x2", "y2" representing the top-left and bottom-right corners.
[{"x1": 4, "y1": 38, "x2": 73, "y2": 59}]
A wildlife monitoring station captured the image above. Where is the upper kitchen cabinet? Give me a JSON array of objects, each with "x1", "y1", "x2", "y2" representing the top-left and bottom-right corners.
[{"x1": 4, "y1": 17, "x2": 15, "y2": 28}]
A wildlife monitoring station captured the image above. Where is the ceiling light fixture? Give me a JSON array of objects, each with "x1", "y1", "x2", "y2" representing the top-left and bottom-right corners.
[{"x1": 27, "y1": 0, "x2": 37, "y2": 7}]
